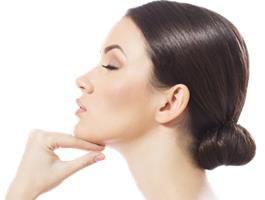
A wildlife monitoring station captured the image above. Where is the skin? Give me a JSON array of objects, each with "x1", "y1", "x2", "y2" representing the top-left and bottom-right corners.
[
  {"x1": 6, "y1": 17, "x2": 217, "y2": 199},
  {"x1": 5, "y1": 130, "x2": 105, "y2": 200},
  {"x1": 75, "y1": 17, "x2": 216, "y2": 200},
  {"x1": 74, "y1": 17, "x2": 156, "y2": 146}
]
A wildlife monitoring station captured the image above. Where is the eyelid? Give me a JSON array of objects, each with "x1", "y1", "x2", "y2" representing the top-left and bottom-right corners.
[
  {"x1": 101, "y1": 64, "x2": 119, "y2": 70},
  {"x1": 100, "y1": 52, "x2": 124, "y2": 70},
  {"x1": 101, "y1": 57, "x2": 121, "y2": 70},
  {"x1": 101, "y1": 50, "x2": 125, "y2": 64}
]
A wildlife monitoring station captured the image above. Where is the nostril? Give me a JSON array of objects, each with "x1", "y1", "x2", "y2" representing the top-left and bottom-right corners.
[{"x1": 76, "y1": 78, "x2": 93, "y2": 93}]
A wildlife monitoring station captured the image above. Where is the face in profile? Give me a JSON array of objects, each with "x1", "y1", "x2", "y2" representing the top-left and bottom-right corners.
[{"x1": 74, "y1": 17, "x2": 158, "y2": 145}]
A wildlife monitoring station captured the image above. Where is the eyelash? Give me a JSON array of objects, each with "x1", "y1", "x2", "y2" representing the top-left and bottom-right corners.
[{"x1": 101, "y1": 64, "x2": 118, "y2": 70}]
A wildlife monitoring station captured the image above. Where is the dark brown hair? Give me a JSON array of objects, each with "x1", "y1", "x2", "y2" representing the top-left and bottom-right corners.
[{"x1": 125, "y1": 0, "x2": 256, "y2": 170}]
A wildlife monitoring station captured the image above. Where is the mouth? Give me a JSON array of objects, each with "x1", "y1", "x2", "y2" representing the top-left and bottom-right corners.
[{"x1": 76, "y1": 98, "x2": 87, "y2": 115}]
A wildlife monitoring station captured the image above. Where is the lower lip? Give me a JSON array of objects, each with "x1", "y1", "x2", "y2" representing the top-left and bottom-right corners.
[{"x1": 75, "y1": 108, "x2": 86, "y2": 115}]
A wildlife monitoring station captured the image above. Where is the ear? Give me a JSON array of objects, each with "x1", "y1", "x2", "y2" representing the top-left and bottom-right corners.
[{"x1": 155, "y1": 84, "x2": 190, "y2": 124}]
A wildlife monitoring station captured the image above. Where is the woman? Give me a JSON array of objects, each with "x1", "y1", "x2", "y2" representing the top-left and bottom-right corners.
[{"x1": 6, "y1": 1, "x2": 256, "y2": 199}]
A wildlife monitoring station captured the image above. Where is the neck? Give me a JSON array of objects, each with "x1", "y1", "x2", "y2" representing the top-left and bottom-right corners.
[{"x1": 108, "y1": 126, "x2": 216, "y2": 200}]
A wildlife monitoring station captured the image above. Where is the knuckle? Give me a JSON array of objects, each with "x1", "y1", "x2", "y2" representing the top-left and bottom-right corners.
[
  {"x1": 85, "y1": 159, "x2": 95, "y2": 166},
  {"x1": 83, "y1": 157, "x2": 95, "y2": 167}
]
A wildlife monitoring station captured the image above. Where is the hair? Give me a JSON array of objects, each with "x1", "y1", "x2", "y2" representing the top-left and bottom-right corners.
[{"x1": 125, "y1": 0, "x2": 256, "y2": 170}]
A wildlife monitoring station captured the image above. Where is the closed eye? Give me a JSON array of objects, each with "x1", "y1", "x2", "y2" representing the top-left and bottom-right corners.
[{"x1": 101, "y1": 64, "x2": 118, "y2": 70}]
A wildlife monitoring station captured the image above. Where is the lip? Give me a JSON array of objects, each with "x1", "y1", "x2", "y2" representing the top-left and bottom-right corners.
[{"x1": 75, "y1": 98, "x2": 87, "y2": 115}]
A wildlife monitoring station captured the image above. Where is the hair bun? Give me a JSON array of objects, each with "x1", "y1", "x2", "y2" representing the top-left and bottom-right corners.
[{"x1": 196, "y1": 122, "x2": 256, "y2": 170}]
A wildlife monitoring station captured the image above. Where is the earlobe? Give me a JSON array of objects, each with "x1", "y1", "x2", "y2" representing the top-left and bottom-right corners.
[{"x1": 155, "y1": 84, "x2": 190, "y2": 124}]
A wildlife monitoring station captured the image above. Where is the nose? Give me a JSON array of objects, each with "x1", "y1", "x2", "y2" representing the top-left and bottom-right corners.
[{"x1": 75, "y1": 74, "x2": 94, "y2": 93}]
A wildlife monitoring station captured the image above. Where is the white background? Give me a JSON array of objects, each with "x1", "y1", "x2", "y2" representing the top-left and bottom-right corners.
[{"x1": 0, "y1": 0, "x2": 264, "y2": 199}]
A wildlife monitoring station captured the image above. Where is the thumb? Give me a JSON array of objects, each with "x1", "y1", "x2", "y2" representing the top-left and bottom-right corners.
[{"x1": 57, "y1": 152, "x2": 105, "y2": 178}]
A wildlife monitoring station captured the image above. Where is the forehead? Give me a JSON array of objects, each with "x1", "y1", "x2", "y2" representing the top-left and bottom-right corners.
[{"x1": 102, "y1": 17, "x2": 149, "y2": 62}]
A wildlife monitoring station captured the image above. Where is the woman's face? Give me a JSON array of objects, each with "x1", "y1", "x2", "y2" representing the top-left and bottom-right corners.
[{"x1": 74, "y1": 17, "x2": 157, "y2": 145}]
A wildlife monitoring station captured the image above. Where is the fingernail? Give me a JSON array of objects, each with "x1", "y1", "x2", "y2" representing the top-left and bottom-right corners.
[{"x1": 94, "y1": 154, "x2": 105, "y2": 162}]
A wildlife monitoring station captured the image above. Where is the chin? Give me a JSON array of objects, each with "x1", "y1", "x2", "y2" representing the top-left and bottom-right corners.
[{"x1": 73, "y1": 124, "x2": 106, "y2": 146}]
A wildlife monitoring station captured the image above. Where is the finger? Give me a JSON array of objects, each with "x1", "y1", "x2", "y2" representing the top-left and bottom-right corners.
[
  {"x1": 47, "y1": 132, "x2": 105, "y2": 151},
  {"x1": 57, "y1": 152, "x2": 105, "y2": 178}
]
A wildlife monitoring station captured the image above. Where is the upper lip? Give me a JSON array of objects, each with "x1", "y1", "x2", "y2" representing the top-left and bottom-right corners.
[{"x1": 76, "y1": 98, "x2": 87, "y2": 111}]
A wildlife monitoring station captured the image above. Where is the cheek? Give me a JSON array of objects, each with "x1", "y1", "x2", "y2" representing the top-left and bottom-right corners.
[
  {"x1": 103, "y1": 79, "x2": 153, "y2": 138},
  {"x1": 111, "y1": 82, "x2": 140, "y2": 107},
  {"x1": 74, "y1": 76, "x2": 153, "y2": 143},
  {"x1": 107, "y1": 73, "x2": 153, "y2": 114}
]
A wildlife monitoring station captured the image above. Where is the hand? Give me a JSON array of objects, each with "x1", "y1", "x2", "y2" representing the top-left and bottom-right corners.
[{"x1": 6, "y1": 129, "x2": 106, "y2": 200}]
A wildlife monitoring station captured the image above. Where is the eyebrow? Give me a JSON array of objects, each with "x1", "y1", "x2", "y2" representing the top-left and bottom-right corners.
[{"x1": 101, "y1": 44, "x2": 127, "y2": 58}]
